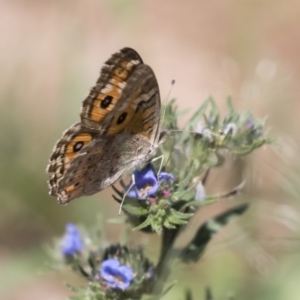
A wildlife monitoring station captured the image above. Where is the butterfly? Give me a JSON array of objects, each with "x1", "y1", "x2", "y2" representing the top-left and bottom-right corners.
[{"x1": 46, "y1": 47, "x2": 167, "y2": 205}]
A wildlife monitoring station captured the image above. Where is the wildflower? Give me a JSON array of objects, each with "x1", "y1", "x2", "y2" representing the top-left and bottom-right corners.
[
  {"x1": 61, "y1": 223, "x2": 83, "y2": 255},
  {"x1": 162, "y1": 190, "x2": 171, "y2": 198},
  {"x1": 100, "y1": 258, "x2": 134, "y2": 290},
  {"x1": 127, "y1": 165, "x2": 174, "y2": 199},
  {"x1": 194, "y1": 121, "x2": 204, "y2": 134},
  {"x1": 195, "y1": 121, "x2": 213, "y2": 142},
  {"x1": 148, "y1": 197, "x2": 157, "y2": 204},
  {"x1": 159, "y1": 171, "x2": 175, "y2": 183},
  {"x1": 223, "y1": 122, "x2": 237, "y2": 135},
  {"x1": 195, "y1": 181, "x2": 206, "y2": 202},
  {"x1": 245, "y1": 120, "x2": 254, "y2": 130}
]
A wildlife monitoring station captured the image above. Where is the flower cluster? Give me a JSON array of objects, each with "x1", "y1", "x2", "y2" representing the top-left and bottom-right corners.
[
  {"x1": 59, "y1": 225, "x2": 155, "y2": 298},
  {"x1": 51, "y1": 98, "x2": 271, "y2": 300}
]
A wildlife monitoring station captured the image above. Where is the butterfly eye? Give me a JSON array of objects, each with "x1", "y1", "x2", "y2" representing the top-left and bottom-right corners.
[
  {"x1": 73, "y1": 141, "x2": 84, "y2": 152},
  {"x1": 117, "y1": 112, "x2": 128, "y2": 124},
  {"x1": 101, "y1": 95, "x2": 113, "y2": 109}
]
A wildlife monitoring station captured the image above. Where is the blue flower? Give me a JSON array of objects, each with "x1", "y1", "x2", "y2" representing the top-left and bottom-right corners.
[
  {"x1": 61, "y1": 223, "x2": 83, "y2": 255},
  {"x1": 100, "y1": 258, "x2": 134, "y2": 290},
  {"x1": 127, "y1": 165, "x2": 174, "y2": 199},
  {"x1": 159, "y1": 171, "x2": 175, "y2": 183}
]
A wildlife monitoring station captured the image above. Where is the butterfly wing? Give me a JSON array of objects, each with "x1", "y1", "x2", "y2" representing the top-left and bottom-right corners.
[
  {"x1": 54, "y1": 134, "x2": 152, "y2": 204},
  {"x1": 47, "y1": 123, "x2": 99, "y2": 200},
  {"x1": 80, "y1": 47, "x2": 162, "y2": 145},
  {"x1": 47, "y1": 48, "x2": 162, "y2": 204}
]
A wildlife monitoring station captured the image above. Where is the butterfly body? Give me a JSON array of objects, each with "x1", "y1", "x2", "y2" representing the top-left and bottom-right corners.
[{"x1": 47, "y1": 48, "x2": 165, "y2": 205}]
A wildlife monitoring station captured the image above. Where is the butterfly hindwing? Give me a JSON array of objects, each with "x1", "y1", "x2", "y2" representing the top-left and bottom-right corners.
[{"x1": 55, "y1": 134, "x2": 153, "y2": 204}]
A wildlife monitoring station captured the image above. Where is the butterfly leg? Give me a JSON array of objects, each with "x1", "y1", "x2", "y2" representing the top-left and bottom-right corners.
[
  {"x1": 118, "y1": 173, "x2": 136, "y2": 215},
  {"x1": 150, "y1": 154, "x2": 164, "y2": 176}
]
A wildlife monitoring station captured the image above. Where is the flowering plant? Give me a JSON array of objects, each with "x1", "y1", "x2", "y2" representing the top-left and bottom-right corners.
[{"x1": 50, "y1": 98, "x2": 271, "y2": 299}]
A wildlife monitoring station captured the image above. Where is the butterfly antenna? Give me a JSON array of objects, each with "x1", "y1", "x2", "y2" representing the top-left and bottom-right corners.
[{"x1": 161, "y1": 79, "x2": 175, "y2": 126}]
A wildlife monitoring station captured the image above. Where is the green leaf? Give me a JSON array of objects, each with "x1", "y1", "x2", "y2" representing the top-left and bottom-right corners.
[
  {"x1": 122, "y1": 202, "x2": 149, "y2": 216},
  {"x1": 132, "y1": 217, "x2": 152, "y2": 232},
  {"x1": 180, "y1": 203, "x2": 249, "y2": 262},
  {"x1": 170, "y1": 208, "x2": 193, "y2": 219},
  {"x1": 163, "y1": 219, "x2": 178, "y2": 229}
]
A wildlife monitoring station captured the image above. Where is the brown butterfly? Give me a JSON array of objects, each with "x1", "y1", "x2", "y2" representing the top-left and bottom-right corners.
[{"x1": 46, "y1": 48, "x2": 167, "y2": 205}]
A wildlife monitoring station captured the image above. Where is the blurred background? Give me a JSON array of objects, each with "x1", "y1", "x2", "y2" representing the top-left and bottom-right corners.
[{"x1": 1, "y1": 0, "x2": 300, "y2": 299}]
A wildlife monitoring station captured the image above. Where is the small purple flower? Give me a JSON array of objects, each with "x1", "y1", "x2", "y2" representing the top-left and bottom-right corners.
[
  {"x1": 162, "y1": 190, "x2": 171, "y2": 198},
  {"x1": 100, "y1": 258, "x2": 134, "y2": 290},
  {"x1": 127, "y1": 165, "x2": 174, "y2": 199},
  {"x1": 61, "y1": 223, "x2": 83, "y2": 255},
  {"x1": 149, "y1": 197, "x2": 157, "y2": 204},
  {"x1": 245, "y1": 120, "x2": 254, "y2": 130}
]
